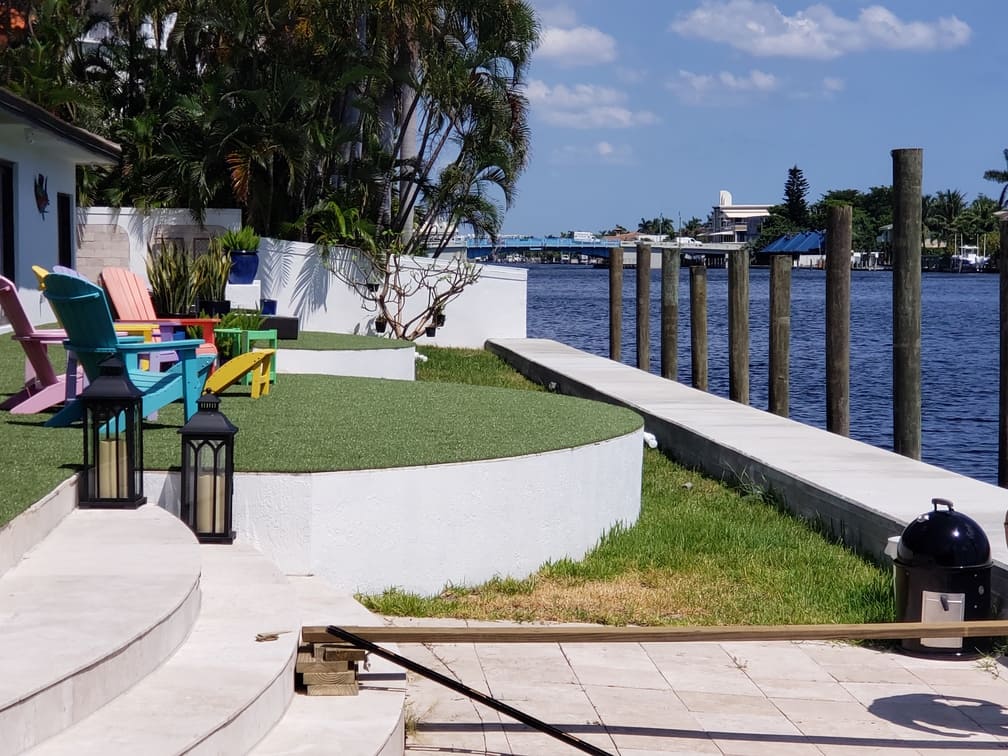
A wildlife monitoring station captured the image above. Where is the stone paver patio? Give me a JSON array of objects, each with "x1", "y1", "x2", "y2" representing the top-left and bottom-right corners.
[{"x1": 393, "y1": 618, "x2": 1008, "y2": 756}]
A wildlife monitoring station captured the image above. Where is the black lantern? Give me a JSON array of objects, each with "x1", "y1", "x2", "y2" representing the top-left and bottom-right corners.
[
  {"x1": 79, "y1": 356, "x2": 146, "y2": 508},
  {"x1": 179, "y1": 393, "x2": 238, "y2": 543}
]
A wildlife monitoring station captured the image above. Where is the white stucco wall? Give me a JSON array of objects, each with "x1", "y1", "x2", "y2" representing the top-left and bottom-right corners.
[
  {"x1": 257, "y1": 239, "x2": 527, "y2": 348},
  {"x1": 277, "y1": 346, "x2": 415, "y2": 380},
  {"x1": 0, "y1": 125, "x2": 79, "y2": 323},
  {"x1": 146, "y1": 428, "x2": 642, "y2": 595}
]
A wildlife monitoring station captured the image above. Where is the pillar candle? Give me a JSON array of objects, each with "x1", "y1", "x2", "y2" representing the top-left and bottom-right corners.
[
  {"x1": 195, "y1": 471, "x2": 226, "y2": 533},
  {"x1": 97, "y1": 438, "x2": 128, "y2": 498}
]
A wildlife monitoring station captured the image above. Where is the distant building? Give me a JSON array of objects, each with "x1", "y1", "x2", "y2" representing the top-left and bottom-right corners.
[{"x1": 701, "y1": 190, "x2": 771, "y2": 244}]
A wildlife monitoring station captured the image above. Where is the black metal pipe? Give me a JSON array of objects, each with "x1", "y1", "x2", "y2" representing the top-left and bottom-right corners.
[{"x1": 324, "y1": 625, "x2": 614, "y2": 756}]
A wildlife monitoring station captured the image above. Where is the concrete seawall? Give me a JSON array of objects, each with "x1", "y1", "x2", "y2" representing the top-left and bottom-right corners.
[{"x1": 486, "y1": 337, "x2": 1008, "y2": 611}]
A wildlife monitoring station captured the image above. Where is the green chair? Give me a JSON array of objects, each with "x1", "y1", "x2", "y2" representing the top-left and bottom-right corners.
[{"x1": 42, "y1": 274, "x2": 215, "y2": 427}]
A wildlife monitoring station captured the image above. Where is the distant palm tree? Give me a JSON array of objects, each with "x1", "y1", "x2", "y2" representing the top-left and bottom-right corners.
[
  {"x1": 927, "y1": 189, "x2": 968, "y2": 252},
  {"x1": 983, "y1": 149, "x2": 1008, "y2": 209}
]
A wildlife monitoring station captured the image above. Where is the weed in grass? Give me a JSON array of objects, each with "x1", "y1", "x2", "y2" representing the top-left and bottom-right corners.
[
  {"x1": 403, "y1": 700, "x2": 432, "y2": 737},
  {"x1": 975, "y1": 639, "x2": 1008, "y2": 679}
]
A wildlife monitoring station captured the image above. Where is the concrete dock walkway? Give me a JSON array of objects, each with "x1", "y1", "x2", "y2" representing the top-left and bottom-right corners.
[{"x1": 485, "y1": 338, "x2": 1008, "y2": 594}]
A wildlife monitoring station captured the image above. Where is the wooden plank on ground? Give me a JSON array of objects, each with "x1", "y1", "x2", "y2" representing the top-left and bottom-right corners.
[
  {"x1": 303, "y1": 671, "x2": 357, "y2": 685},
  {"x1": 302, "y1": 620, "x2": 1008, "y2": 645},
  {"x1": 306, "y1": 683, "x2": 359, "y2": 696},
  {"x1": 296, "y1": 658, "x2": 354, "y2": 674},
  {"x1": 323, "y1": 645, "x2": 367, "y2": 662}
]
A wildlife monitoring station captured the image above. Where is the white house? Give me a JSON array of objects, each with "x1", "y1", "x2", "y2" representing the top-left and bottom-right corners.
[
  {"x1": 702, "y1": 189, "x2": 771, "y2": 244},
  {"x1": 0, "y1": 88, "x2": 120, "y2": 321}
]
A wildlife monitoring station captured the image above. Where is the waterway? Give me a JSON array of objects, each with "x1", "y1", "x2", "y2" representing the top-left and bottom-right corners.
[{"x1": 524, "y1": 263, "x2": 1000, "y2": 485}]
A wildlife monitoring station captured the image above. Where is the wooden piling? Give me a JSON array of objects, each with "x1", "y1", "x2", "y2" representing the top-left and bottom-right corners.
[
  {"x1": 689, "y1": 265, "x2": 708, "y2": 391},
  {"x1": 768, "y1": 255, "x2": 791, "y2": 417},
  {"x1": 891, "y1": 148, "x2": 922, "y2": 460},
  {"x1": 1000, "y1": 219, "x2": 1008, "y2": 487},
  {"x1": 826, "y1": 205, "x2": 852, "y2": 436},
  {"x1": 728, "y1": 247, "x2": 749, "y2": 404},
  {"x1": 661, "y1": 248, "x2": 680, "y2": 380},
  {"x1": 636, "y1": 243, "x2": 651, "y2": 372},
  {"x1": 609, "y1": 246, "x2": 622, "y2": 361}
]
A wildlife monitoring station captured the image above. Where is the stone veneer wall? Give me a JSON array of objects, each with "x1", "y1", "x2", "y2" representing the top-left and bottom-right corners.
[
  {"x1": 76, "y1": 208, "x2": 241, "y2": 284},
  {"x1": 74, "y1": 223, "x2": 130, "y2": 282}
]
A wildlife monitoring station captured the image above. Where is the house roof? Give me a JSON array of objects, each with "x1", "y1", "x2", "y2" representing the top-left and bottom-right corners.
[
  {"x1": 764, "y1": 231, "x2": 825, "y2": 254},
  {"x1": 0, "y1": 88, "x2": 120, "y2": 165}
]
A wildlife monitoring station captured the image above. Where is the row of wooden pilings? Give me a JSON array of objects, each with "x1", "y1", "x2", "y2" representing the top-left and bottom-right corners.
[{"x1": 610, "y1": 148, "x2": 1008, "y2": 486}]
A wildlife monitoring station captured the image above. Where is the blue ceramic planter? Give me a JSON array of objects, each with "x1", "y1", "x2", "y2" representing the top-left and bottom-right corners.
[{"x1": 228, "y1": 251, "x2": 259, "y2": 284}]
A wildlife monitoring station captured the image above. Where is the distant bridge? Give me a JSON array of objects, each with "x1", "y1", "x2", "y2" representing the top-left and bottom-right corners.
[{"x1": 444, "y1": 237, "x2": 744, "y2": 266}]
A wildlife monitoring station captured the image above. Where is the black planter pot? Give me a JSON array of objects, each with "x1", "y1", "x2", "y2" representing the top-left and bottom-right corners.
[
  {"x1": 425, "y1": 325, "x2": 437, "y2": 337},
  {"x1": 375, "y1": 318, "x2": 387, "y2": 334},
  {"x1": 197, "y1": 299, "x2": 231, "y2": 317}
]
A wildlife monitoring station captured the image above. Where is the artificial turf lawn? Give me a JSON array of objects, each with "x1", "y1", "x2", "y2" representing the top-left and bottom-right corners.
[{"x1": 0, "y1": 335, "x2": 641, "y2": 525}]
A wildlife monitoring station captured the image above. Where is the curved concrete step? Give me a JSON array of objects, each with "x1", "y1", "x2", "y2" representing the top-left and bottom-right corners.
[
  {"x1": 28, "y1": 543, "x2": 299, "y2": 755},
  {"x1": 0, "y1": 476, "x2": 77, "y2": 578},
  {"x1": 0, "y1": 505, "x2": 202, "y2": 755},
  {"x1": 254, "y1": 576, "x2": 406, "y2": 756}
]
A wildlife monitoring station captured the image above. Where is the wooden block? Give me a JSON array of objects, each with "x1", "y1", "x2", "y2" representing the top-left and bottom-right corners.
[
  {"x1": 306, "y1": 683, "x2": 358, "y2": 696},
  {"x1": 302, "y1": 670, "x2": 357, "y2": 685},
  {"x1": 322, "y1": 646, "x2": 366, "y2": 662},
  {"x1": 295, "y1": 658, "x2": 354, "y2": 674}
]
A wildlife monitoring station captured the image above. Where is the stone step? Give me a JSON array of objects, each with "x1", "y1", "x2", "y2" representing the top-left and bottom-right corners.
[
  {"x1": 0, "y1": 505, "x2": 202, "y2": 755},
  {"x1": 254, "y1": 576, "x2": 406, "y2": 756},
  {"x1": 28, "y1": 542, "x2": 299, "y2": 755}
]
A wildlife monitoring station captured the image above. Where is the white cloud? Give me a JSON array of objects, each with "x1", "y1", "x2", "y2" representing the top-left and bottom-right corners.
[
  {"x1": 536, "y1": 3, "x2": 577, "y2": 27},
  {"x1": 538, "y1": 26, "x2": 617, "y2": 65},
  {"x1": 669, "y1": 1, "x2": 971, "y2": 59},
  {"x1": 526, "y1": 80, "x2": 658, "y2": 128},
  {"x1": 822, "y1": 76, "x2": 845, "y2": 92},
  {"x1": 669, "y1": 68, "x2": 779, "y2": 104},
  {"x1": 551, "y1": 141, "x2": 635, "y2": 165}
]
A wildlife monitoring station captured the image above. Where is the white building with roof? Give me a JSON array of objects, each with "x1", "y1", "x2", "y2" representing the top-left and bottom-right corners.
[{"x1": 702, "y1": 190, "x2": 771, "y2": 244}]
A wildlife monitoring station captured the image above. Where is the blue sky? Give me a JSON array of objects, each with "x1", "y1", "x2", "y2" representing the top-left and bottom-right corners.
[{"x1": 501, "y1": 1, "x2": 1008, "y2": 235}]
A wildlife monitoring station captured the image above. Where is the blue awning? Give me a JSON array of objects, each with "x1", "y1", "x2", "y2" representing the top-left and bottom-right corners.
[{"x1": 766, "y1": 231, "x2": 824, "y2": 254}]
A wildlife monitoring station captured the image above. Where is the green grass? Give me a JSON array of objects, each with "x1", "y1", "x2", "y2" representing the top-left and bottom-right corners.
[
  {"x1": 284, "y1": 331, "x2": 412, "y2": 350},
  {"x1": 0, "y1": 335, "x2": 640, "y2": 525},
  {"x1": 360, "y1": 347, "x2": 896, "y2": 628}
]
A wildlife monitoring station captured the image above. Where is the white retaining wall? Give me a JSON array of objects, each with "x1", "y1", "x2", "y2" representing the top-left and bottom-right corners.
[
  {"x1": 146, "y1": 428, "x2": 642, "y2": 595},
  {"x1": 277, "y1": 345, "x2": 416, "y2": 380},
  {"x1": 257, "y1": 239, "x2": 526, "y2": 348}
]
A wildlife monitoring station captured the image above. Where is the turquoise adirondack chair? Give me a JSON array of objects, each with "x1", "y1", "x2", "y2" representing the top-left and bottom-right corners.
[{"x1": 42, "y1": 273, "x2": 215, "y2": 427}]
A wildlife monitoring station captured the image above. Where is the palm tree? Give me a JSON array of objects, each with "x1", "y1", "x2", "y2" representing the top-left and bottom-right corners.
[
  {"x1": 927, "y1": 189, "x2": 968, "y2": 252},
  {"x1": 983, "y1": 148, "x2": 1008, "y2": 209}
]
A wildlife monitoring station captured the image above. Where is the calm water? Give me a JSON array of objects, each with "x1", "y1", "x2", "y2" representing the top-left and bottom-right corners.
[{"x1": 524, "y1": 263, "x2": 1000, "y2": 484}]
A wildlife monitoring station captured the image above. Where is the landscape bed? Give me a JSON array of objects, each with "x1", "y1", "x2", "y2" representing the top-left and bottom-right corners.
[{"x1": 0, "y1": 336, "x2": 640, "y2": 524}]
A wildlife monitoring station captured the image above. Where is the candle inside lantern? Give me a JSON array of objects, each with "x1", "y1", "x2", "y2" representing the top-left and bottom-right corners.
[
  {"x1": 97, "y1": 437, "x2": 128, "y2": 498},
  {"x1": 195, "y1": 471, "x2": 225, "y2": 533}
]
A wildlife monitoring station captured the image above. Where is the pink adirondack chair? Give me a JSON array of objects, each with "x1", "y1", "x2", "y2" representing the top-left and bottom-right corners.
[
  {"x1": 0, "y1": 274, "x2": 83, "y2": 414},
  {"x1": 98, "y1": 267, "x2": 218, "y2": 360}
]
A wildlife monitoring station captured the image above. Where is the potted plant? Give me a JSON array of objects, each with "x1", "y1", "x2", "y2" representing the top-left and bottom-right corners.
[
  {"x1": 191, "y1": 246, "x2": 232, "y2": 316},
  {"x1": 218, "y1": 226, "x2": 262, "y2": 284},
  {"x1": 432, "y1": 305, "x2": 446, "y2": 327},
  {"x1": 146, "y1": 242, "x2": 193, "y2": 316}
]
